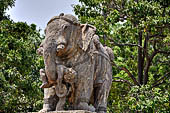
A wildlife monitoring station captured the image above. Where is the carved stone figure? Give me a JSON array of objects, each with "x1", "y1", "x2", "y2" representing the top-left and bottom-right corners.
[{"x1": 37, "y1": 13, "x2": 113, "y2": 113}]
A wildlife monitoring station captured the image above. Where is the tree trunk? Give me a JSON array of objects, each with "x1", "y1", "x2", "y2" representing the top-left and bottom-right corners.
[
  {"x1": 143, "y1": 33, "x2": 157, "y2": 85},
  {"x1": 138, "y1": 31, "x2": 143, "y2": 85}
]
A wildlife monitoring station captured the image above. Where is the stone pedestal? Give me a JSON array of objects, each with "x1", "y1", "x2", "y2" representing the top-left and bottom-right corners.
[{"x1": 30, "y1": 110, "x2": 96, "y2": 113}]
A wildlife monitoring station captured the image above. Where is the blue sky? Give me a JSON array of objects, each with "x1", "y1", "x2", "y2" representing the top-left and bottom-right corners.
[{"x1": 6, "y1": 0, "x2": 79, "y2": 32}]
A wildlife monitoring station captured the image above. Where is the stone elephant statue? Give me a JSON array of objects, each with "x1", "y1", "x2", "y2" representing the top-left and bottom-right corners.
[{"x1": 37, "y1": 13, "x2": 113, "y2": 113}]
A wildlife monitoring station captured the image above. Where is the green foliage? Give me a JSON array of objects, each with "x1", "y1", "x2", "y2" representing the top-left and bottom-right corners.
[
  {"x1": 0, "y1": 0, "x2": 16, "y2": 20},
  {"x1": 0, "y1": 20, "x2": 44, "y2": 112},
  {"x1": 74, "y1": 0, "x2": 170, "y2": 112},
  {"x1": 127, "y1": 85, "x2": 169, "y2": 113}
]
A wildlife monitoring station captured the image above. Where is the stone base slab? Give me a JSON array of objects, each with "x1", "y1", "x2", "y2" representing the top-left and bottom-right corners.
[{"x1": 29, "y1": 110, "x2": 96, "y2": 113}]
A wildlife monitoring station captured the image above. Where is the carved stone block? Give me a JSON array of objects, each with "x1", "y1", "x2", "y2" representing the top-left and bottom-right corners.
[
  {"x1": 30, "y1": 110, "x2": 96, "y2": 113},
  {"x1": 37, "y1": 13, "x2": 114, "y2": 113}
]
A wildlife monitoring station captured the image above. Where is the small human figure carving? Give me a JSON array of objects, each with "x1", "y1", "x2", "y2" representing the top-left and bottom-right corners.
[{"x1": 39, "y1": 64, "x2": 77, "y2": 111}]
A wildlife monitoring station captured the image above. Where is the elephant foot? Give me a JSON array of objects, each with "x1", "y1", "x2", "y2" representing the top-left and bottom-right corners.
[
  {"x1": 55, "y1": 97, "x2": 66, "y2": 111},
  {"x1": 97, "y1": 111, "x2": 106, "y2": 113},
  {"x1": 96, "y1": 106, "x2": 107, "y2": 113},
  {"x1": 77, "y1": 102, "x2": 95, "y2": 112},
  {"x1": 40, "y1": 82, "x2": 53, "y2": 88},
  {"x1": 38, "y1": 104, "x2": 53, "y2": 113},
  {"x1": 38, "y1": 108, "x2": 49, "y2": 113}
]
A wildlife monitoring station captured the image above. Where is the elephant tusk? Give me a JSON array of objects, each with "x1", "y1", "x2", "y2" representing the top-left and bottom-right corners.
[{"x1": 56, "y1": 44, "x2": 65, "y2": 52}]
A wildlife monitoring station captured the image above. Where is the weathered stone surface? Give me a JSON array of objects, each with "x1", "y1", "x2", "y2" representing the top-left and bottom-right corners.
[
  {"x1": 30, "y1": 110, "x2": 95, "y2": 113},
  {"x1": 36, "y1": 13, "x2": 113, "y2": 113}
]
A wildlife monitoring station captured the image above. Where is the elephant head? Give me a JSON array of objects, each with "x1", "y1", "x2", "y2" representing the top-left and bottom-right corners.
[{"x1": 42, "y1": 14, "x2": 79, "y2": 84}]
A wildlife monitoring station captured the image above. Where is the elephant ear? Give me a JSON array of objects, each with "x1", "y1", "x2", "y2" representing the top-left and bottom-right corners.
[{"x1": 79, "y1": 24, "x2": 96, "y2": 51}]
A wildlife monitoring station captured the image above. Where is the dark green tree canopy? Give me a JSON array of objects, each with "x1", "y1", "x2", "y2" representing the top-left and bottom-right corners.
[
  {"x1": 74, "y1": 0, "x2": 170, "y2": 112},
  {"x1": 0, "y1": 19, "x2": 44, "y2": 113},
  {"x1": 74, "y1": 0, "x2": 170, "y2": 86},
  {"x1": 0, "y1": 0, "x2": 44, "y2": 112}
]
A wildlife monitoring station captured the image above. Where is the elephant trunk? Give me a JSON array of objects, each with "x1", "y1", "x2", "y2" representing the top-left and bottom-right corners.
[
  {"x1": 43, "y1": 42, "x2": 57, "y2": 84},
  {"x1": 43, "y1": 35, "x2": 67, "y2": 84}
]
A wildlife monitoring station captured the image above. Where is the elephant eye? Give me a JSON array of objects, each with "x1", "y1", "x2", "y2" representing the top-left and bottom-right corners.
[{"x1": 62, "y1": 25, "x2": 69, "y2": 30}]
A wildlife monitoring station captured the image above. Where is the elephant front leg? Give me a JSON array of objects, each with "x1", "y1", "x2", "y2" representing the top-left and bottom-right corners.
[
  {"x1": 55, "y1": 83, "x2": 68, "y2": 111},
  {"x1": 74, "y1": 74, "x2": 95, "y2": 112},
  {"x1": 39, "y1": 87, "x2": 58, "y2": 112}
]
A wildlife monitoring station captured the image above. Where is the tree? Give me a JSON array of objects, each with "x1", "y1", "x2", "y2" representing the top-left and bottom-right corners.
[
  {"x1": 0, "y1": 18, "x2": 44, "y2": 113},
  {"x1": 74, "y1": 0, "x2": 170, "y2": 112},
  {"x1": 0, "y1": 0, "x2": 44, "y2": 112},
  {"x1": 0, "y1": 0, "x2": 16, "y2": 20}
]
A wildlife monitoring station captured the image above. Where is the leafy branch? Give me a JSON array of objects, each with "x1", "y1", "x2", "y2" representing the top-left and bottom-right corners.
[
  {"x1": 112, "y1": 62, "x2": 140, "y2": 86},
  {"x1": 112, "y1": 77, "x2": 133, "y2": 86},
  {"x1": 108, "y1": 38, "x2": 143, "y2": 49},
  {"x1": 152, "y1": 72, "x2": 170, "y2": 88}
]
